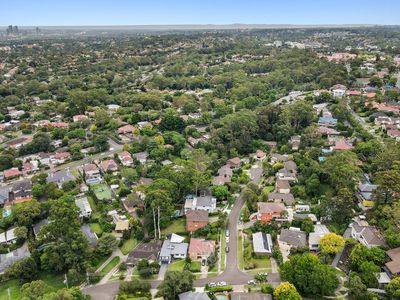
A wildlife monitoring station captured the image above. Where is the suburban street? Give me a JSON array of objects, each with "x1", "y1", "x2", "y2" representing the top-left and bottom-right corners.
[{"x1": 82, "y1": 184, "x2": 280, "y2": 299}]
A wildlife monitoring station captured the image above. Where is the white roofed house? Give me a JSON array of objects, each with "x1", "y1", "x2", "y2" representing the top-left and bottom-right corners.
[
  {"x1": 160, "y1": 233, "x2": 188, "y2": 264},
  {"x1": 75, "y1": 197, "x2": 92, "y2": 219},
  {"x1": 118, "y1": 151, "x2": 134, "y2": 167},
  {"x1": 184, "y1": 189, "x2": 217, "y2": 214},
  {"x1": 308, "y1": 224, "x2": 330, "y2": 251},
  {"x1": 0, "y1": 227, "x2": 17, "y2": 245},
  {"x1": 350, "y1": 217, "x2": 385, "y2": 248},
  {"x1": 252, "y1": 232, "x2": 273, "y2": 256}
]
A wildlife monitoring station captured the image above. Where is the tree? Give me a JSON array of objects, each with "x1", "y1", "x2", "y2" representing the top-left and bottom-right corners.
[
  {"x1": 350, "y1": 243, "x2": 385, "y2": 271},
  {"x1": 300, "y1": 218, "x2": 314, "y2": 234},
  {"x1": 348, "y1": 274, "x2": 368, "y2": 300},
  {"x1": 119, "y1": 279, "x2": 151, "y2": 298},
  {"x1": 39, "y1": 196, "x2": 89, "y2": 273},
  {"x1": 12, "y1": 200, "x2": 41, "y2": 227},
  {"x1": 211, "y1": 185, "x2": 229, "y2": 201},
  {"x1": 386, "y1": 277, "x2": 400, "y2": 299},
  {"x1": 94, "y1": 109, "x2": 110, "y2": 127},
  {"x1": 159, "y1": 109, "x2": 186, "y2": 132},
  {"x1": 121, "y1": 168, "x2": 138, "y2": 184},
  {"x1": 359, "y1": 261, "x2": 380, "y2": 288},
  {"x1": 273, "y1": 282, "x2": 302, "y2": 300},
  {"x1": 14, "y1": 226, "x2": 28, "y2": 242},
  {"x1": 157, "y1": 271, "x2": 195, "y2": 300},
  {"x1": 319, "y1": 233, "x2": 345, "y2": 255},
  {"x1": 6, "y1": 257, "x2": 38, "y2": 283},
  {"x1": 93, "y1": 135, "x2": 109, "y2": 152},
  {"x1": 96, "y1": 233, "x2": 119, "y2": 257},
  {"x1": 21, "y1": 280, "x2": 49, "y2": 300},
  {"x1": 282, "y1": 100, "x2": 315, "y2": 131},
  {"x1": 280, "y1": 253, "x2": 339, "y2": 297}
]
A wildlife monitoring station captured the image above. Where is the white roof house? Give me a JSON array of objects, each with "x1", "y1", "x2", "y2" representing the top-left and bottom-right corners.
[
  {"x1": 75, "y1": 197, "x2": 92, "y2": 218},
  {"x1": 252, "y1": 232, "x2": 273, "y2": 256},
  {"x1": 309, "y1": 224, "x2": 330, "y2": 251},
  {"x1": 0, "y1": 227, "x2": 17, "y2": 245}
]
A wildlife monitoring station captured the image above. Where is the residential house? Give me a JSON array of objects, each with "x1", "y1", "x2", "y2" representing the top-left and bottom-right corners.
[
  {"x1": 100, "y1": 159, "x2": 119, "y2": 173},
  {"x1": 357, "y1": 183, "x2": 378, "y2": 207},
  {"x1": 73, "y1": 115, "x2": 88, "y2": 122},
  {"x1": 3, "y1": 168, "x2": 22, "y2": 181},
  {"x1": 385, "y1": 247, "x2": 400, "y2": 276},
  {"x1": 226, "y1": 157, "x2": 241, "y2": 169},
  {"x1": 82, "y1": 164, "x2": 101, "y2": 182},
  {"x1": 318, "y1": 117, "x2": 338, "y2": 127},
  {"x1": 127, "y1": 240, "x2": 163, "y2": 266},
  {"x1": 137, "y1": 121, "x2": 152, "y2": 130},
  {"x1": 186, "y1": 210, "x2": 209, "y2": 232},
  {"x1": 0, "y1": 243, "x2": 30, "y2": 273},
  {"x1": 252, "y1": 232, "x2": 273, "y2": 256},
  {"x1": 290, "y1": 136, "x2": 301, "y2": 151},
  {"x1": 119, "y1": 151, "x2": 134, "y2": 167},
  {"x1": 75, "y1": 197, "x2": 92, "y2": 218},
  {"x1": 184, "y1": 190, "x2": 217, "y2": 214},
  {"x1": 253, "y1": 150, "x2": 267, "y2": 161},
  {"x1": 278, "y1": 228, "x2": 307, "y2": 259},
  {"x1": 350, "y1": 217, "x2": 385, "y2": 248},
  {"x1": 332, "y1": 139, "x2": 353, "y2": 151},
  {"x1": 276, "y1": 168, "x2": 296, "y2": 182},
  {"x1": 188, "y1": 238, "x2": 216, "y2": 261},
  {"x1": 270, "y1": 153, "x2": 289, "y2": 165},
  {"x1": 51, "y1": 152, "x2": 71, "y2": 165},
  {"x1": 257, "y1": 202, "x2": 286, "y2": 224},
  {"x1": 47, "y1": 171, "x2": 76, "y2": 188},
  {"x1": 212, "y1": 165, "x2": 232, "y2": 186},
  {"x1": 118, "y1": 124, "x2": 135, "y2": 135},
  {"x1": 267, "y1": 192, "x2": 294, "y2": 206},
  {"x1": 295, "y1": 205, "x2": 310, "y2": 213},
  {"x1": 6, "y1": 137, "x2": 32, "y2": 149},
  {"x1": 275, "y1": 179, "x2": 290, "y2": 194},
  {"x1": 247, "y1": 166, "x2": 264, "y2": 182},
  {"x1": 0, "y1": 227, "x2": 17, "y2": 245},
  {"x1": 160, "y1": 234, "x2": 188, "y2": 264},
  {"x1": 9, "y1": 180, "x2": 32, "y2": 204},
  {"x1": 309, "y1": 224, "x2": 330, "y2": 251},
  {"x1": 179, "y1": 292, "x2": 211, "y2": 300},
  {"x1": 132, "y1": 152, "x2": 149, "y2": 164},
  {"x1": 387, "y1": 129, "x2": 400, "y2": 140},
  {"x1": 33, "y1": 219, "x2": 49, "y2": 239},
  {"x1": 22, "y1": 161, "x2": 39, "y2": 175},
  {"x1": 113, "y1": 220, "x2": 129, "y2": 239}
]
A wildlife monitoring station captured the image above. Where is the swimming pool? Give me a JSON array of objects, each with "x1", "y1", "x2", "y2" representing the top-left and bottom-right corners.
[{"x1": 215, "y1": 295, "x2": 228, "y2": 300}]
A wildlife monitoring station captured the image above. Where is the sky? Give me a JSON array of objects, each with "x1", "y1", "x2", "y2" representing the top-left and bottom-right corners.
[{"x1": 1, "y1": 0, "x2": 399, "y2": 26}]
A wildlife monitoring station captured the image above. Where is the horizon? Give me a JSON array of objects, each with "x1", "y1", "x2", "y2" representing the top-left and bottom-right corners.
[{"x1": 1, "y1": 0, "x2": 400, "y2": 27}]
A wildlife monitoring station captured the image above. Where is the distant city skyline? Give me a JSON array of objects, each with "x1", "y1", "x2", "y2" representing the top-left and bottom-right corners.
[{"x1": 1, "y1": 0, "x2": 399, "y2": 26}]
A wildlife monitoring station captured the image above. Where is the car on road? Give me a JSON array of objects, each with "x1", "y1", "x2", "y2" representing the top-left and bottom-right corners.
[
  {"x1": 247, "y1": 280, "x2": 256, "y2": 285},
  {"x1": 217, "y1": 281, "x2": 227, "y2": 286},
  {"x1": 258, "y1": 272, "x2": 268, "y2": 276},
  {"x1": 226, "y1": 237, "x2": 229, "y2": 243},
  {"x1": 225, "y1": 229, "x2": 229, "y2": 237},
  {"x1": 225, "y1": 246, "x2": 229, "y2": 253},
  {"x1": 208, "y1": 282, "x2": 216, "y2": 287}
]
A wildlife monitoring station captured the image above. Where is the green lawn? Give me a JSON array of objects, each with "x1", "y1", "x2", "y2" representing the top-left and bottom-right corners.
[
  {"x1": 0, "y1": 273, "x2": 66, "y2": 300},
  {"x1": 220, "y1": 232, "x2": 226, "y2": 271},
  {"x1": 251, "y1": 257, "x2": 272, "y2": 269},
  {"x1": 263, "y1": 186, "x2": 275, "y2": 193},
  {"x1": 87, "y1": 196, "x2": 97, "y2": 211},
  {"x1": 190, "y1": 261, "x2": 201, "y2": 272},
  {"x1": 90, "y1": 223, "x2": 103, "y2": 236},
  {"x1": 238, "y1": 233, "x2": 244, "y2": 270},
  {"x1": 120, "y1": 238, "x2": 139, "y2": 255},
  {"x1": 168, "y1": 259, "x2": 185, "y2": 272},
  {"x1": 161, "y1": 218, "x2": 186, "y2": 235},
  {"x1": 92, "y1": 184, "x2": 113, "y2": 201},
  {"x1": 0, "y1": 279, "x2": 20, "y2": 300},
  {"x1": 100, "y1": 256, "x2": 120, "y2": 277}
]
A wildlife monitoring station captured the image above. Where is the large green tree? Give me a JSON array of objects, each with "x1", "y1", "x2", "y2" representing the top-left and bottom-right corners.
[{"x1": 157, "y1": 271, "x2": 195, "y2": 300}]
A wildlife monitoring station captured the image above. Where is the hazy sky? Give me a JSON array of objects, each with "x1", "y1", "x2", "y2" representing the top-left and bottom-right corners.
[{"x1": 1, "y1": 0, "x2": 399, "y2": 26}]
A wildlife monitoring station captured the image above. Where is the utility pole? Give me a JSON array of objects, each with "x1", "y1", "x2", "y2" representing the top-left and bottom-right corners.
[
  {"x1": 7, "y1": 288, "x2": 11, "y2": 300},
  {"x1": 64, "y1": 273, "x2": 69, "y2": 289}
]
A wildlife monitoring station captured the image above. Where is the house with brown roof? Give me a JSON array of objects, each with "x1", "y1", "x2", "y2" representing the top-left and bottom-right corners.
[
  {"x1": 6, "y1": 137, "x2": 32, "y2": 149},
  {"x1": 350, "y1": 217, "x2": 385, "y2": 248},
  {"x1": 118, "y1": 124, "x2": 135, "y2": 135},
  {"x1": 386, "y1": 247, "x2": 400, "y2": 276},
  {"x1": 3, "y1": 168, "x2": 22, "y2": 181},
  {"x1": 270, "y1": 153, "x2": 289, "y2": 165},
  {"x1": 188, "y1": 238, "x2": 216, "y2": 261},
  {"x1": 275, "y1": 179, "x2": 290, "y2": 194},
  {"x1": 226, "y1": 157, "x2": 241, "y2": 169},
  {"x1": 51, "y1": 152, "x2": 71, "y2": 165},
  {"x1": 267, "y1": 192, "x2": 294, "y2": 206},
  {"x1": 212, "y1": 165, "x2": 232, "y2": 186},
  {"x1": 100, "y1": 159, "x2": 119, "y2": 172},
  {"x1": 118, "y1": 151, "x2": 133, "y2": 167},
  {"x1": 186, "y1": 210, "x2": 209, "y2": 232},
  {"x1": 257, "y1": 202, "x2": 286, "y2": 224}
]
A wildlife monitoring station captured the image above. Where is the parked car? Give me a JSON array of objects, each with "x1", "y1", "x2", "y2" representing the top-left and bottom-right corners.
[
  {"x1": 226, "y1": 237, "x2": 229, "y2": 243},
  {"x1": 209, "y1": 282, "x2": 216, "y2": 287},
  {"x1": 247, "y1": 280, "x2": 256, "y2": 285},
  {"x1": 225, "y1": 246, "x2": 229, "y2": 253},
  {"x1": 217, "y1": 281, "x2": 227, "y2": 286},
  {"x1": 225, "y1": 229, "x2": 229, "y2": 237}
]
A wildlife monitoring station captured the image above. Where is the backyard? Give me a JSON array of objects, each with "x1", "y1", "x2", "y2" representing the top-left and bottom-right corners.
[
  {"x1": 161, "y1": 218, "x2": 186, "y2": 235},
  {"x1": 91, "y1": 184, "x2": 113, "y2": 201}
]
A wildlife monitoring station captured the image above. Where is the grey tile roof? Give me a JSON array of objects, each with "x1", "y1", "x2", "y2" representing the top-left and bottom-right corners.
[{"x1": 279, "y1": 229, "x2": 307, "y2": 247}]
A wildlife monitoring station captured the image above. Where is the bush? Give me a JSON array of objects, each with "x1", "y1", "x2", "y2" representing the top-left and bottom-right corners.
[
  {"x1": 208, "y1": 285, "x2": 233, "y2": 293},
  {"x1": 261, "y1": 284, "x2": 273, "y2": 294}
]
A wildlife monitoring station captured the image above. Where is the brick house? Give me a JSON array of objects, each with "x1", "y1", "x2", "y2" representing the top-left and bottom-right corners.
[{"x1": 186, "y1": 210, "x2": 209, "y2": 232}]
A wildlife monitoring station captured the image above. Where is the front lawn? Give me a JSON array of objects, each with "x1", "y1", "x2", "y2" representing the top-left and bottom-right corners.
[
  {"x1": 120, "y1": 238, "x2": 139, "y2": 255},
  {"x1": 161, "y1": 218, "x2": 186, "y2": 235},
  {"x1": 99, "y1": 256, "x2": 120, "y2": 277},
  {"x1": 168, "y1": 259, "x2": 185, "y2": 272},
  {"x1": 87, "y1": 196, "x2": 97, "y2": 211},
  {"x1": 190, "y1": 261, "x2": 201, "y2": 272},
  {"x1": 90, "y1": 223, "x2": 103, "y2": 236},
  {"x1": 220, "y1": 232, "x2": 226, "y2": 271}
]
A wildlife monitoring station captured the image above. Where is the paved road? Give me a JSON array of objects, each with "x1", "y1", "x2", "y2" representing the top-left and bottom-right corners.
[
  {"x1": 83, "y1": 185, "x2": 280, "y2": 299},
  {"x1": 271, "y1": 91, "x2": 308, "y2": 106}
]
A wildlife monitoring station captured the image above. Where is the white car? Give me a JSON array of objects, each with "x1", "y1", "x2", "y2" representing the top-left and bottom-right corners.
[
  {"x1": 208, "y1": 282, "x2": 216, "y2": 287},
  {"x1": 247, "y1": 280, "x2": 256, "y2": 285},
  {"x1": 217, "y1": 281, "x2": 227, "y2": 286}
]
